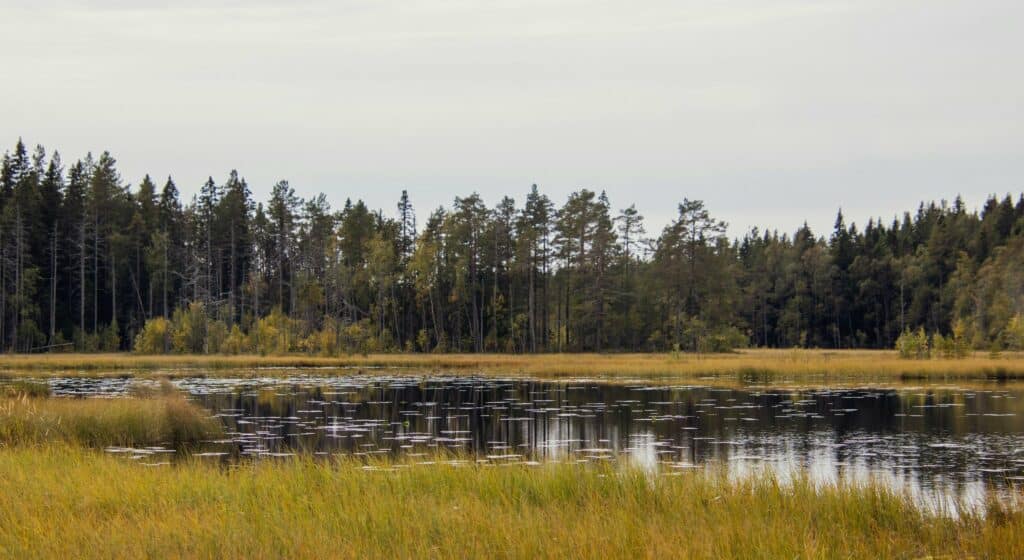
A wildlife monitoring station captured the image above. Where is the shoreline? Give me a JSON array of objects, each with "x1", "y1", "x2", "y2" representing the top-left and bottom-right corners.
[{"x1": 0, "y1": 349, "x2": 1022, "y2": 381}]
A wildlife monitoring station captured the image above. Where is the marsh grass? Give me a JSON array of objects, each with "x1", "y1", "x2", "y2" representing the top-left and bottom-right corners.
[
  {"x1": 0, "y1": 349, "x2": 1023, "y2": 382},
  {"x1": 0, "y1": 395, "x2": 221, "y2": 448},
  {"x1": 1, "y1": 379, "x2": 50, "y2": 397},
  {"x1": 0, "y1": 447, "x2": 1021, "y2": 559}
]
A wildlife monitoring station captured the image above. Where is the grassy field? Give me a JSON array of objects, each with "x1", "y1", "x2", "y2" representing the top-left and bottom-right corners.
[
  {"x1": 0, "y1": 446, "x2": 1019, "y2": 559},
  {"x1": 0, "y1": 349, "x2": 1022, "y2": 382}
]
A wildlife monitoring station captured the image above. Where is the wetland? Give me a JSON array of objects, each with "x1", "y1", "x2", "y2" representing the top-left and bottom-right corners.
[{"x1": 5, "y1": 355, "x2": 1024, "y2": 558}]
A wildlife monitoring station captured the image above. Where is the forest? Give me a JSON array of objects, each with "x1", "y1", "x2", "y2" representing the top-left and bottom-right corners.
[{"x1": 1, "y1": 138, "x2": 1022, "y2": 355}]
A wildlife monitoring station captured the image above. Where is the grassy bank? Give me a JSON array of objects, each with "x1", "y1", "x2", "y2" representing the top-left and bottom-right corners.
[
  {"x1": 0, "y1": 446, "x2": 1019, "y2": 559},
  {"x1": 0, "y1": 394, "x2": 221, "y2": 448},
  {"x1": 0, "y1": 349, "x2": 1023, "y2": 381}
]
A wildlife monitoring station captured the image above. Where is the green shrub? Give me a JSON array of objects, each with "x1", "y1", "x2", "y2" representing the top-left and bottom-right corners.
[
  {"x1": 205, "y1": 320, "x2": 229, "y2": 354},
  {"x1": 220, "y1": 325, "x2": 250, "y2": 355},
  {"x1": 134, "y1": 317, "x2": 172, "y2": 354},
  {"x1": 896, "y1": 328, "x2": 930, "y2": 359},
  {"x1": 1004, "y1": 313, "x2": 1024, "y2": 351},
  {"x1": 416, "y1": 329, "x2": 430, "y2": 353},
  {"x1": 300, "y1": 323, "x2": 340, "y2": 357},
  {"x1": 73, "y1": 328, "x2": 101, "y2": 353},
  {"x1": 340, "y1": 320, "x2": 376, "y2": 355},
  {"x1": 171, "y1": 303, "x2": 208, "y2": 354},
  {"x1": 951, "y1": 319, "x2": 971, "y2": 358},
  {"x1": 253, "y1": 308, "x2": 297, "y2": 355},
  {"x1": 698, "y1": 326, "x2": 748, "y2": 354}
]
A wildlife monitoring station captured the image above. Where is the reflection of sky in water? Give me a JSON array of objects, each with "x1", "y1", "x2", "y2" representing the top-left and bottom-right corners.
[{"x1": 26, "y1": 375, "x2": 1024, "y2": 511}]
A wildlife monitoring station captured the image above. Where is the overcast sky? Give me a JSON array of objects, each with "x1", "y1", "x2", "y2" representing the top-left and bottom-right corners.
[{"x1": 2, "y1": 0, "x2": 1022, "y2": 237}]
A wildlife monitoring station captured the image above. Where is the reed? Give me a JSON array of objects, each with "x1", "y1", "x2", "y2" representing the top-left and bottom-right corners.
[
  {"x1": 1, "y1": 379, "x2": 50, "y2": 397},
  {"x1": 1, "y1": 349, "x2": 1023, "y2": 381},
  {"x1": 0, "y1": 395, "x2": 221, "y2": 448},
  {"x1": 0, "y1": 447, "x2": 1021, "y2": 559}
]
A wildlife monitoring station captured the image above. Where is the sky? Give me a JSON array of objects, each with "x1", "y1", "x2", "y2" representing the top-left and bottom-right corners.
[{"x1": 1, "y1": 0, "x2": 1022, "y2": 238}]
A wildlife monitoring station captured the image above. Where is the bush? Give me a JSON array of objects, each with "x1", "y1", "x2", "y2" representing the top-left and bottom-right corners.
[
  {"x1": 51, "y1": 331, "x2": 71, "y2": 353},
  {"x1": 932, "y1": 321, "x2": 972, "y2": 359},
  {"x1": 220, "y1": 325, "x2": 250, "y2": 355},
  {"x1": 416, "y1": 329, "x2": 431, "y2": 353},
  {"x1": 205, "y1": 320, "x2": 229, "y2": 354},
  {"x1": 16, "y1": 320, "x2": 46, "y2": 352},
  {"x1": 338, "y1": 320, "x2": 376, "y2": 355},
  {"x1": 950, "y1": 319, "x2": 971, "y2": 358},
  {"x1": 171, "y1": 303, "x2": 208, "y2": 354},
  {"x1": 896, "y1": 328, "x2": 930, "y2": 359},
  {"x1": 73, "y1": 328, "x2": 100, "y2": 353},
  {"x1": 133, "y1": 317, "x2": 172, "y2": 354},
  {"x1": 253, "y1": 308, "x2": 297, "y2": 355},
  {"x1": 300, "y1": 323, "x2": 340, "y2": 357},
  {"x1": 1003, "y1": 313, "x2": 1024, "y2": 351},
  {"x1": 932, "y1": 333, "x2": 954, "y2": 359},
  {"x1": 100, "y1": 319, "x2": 121, "y2": 352},
  {"x1": 697, "y1": 326, "x2": 748, "y2": 354}
]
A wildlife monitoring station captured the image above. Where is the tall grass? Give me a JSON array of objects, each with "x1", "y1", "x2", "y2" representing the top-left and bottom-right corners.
[
  {"x1": 1, "y1": 349, "x2": 1023, "y2": 381},
  {"x1": 0, "y1": 395, "x2": 221, "y2": 448},
  {"x1": 1, "y1": 379, "x2": 50, "y2": 397},
  {"x1": 0, "y1": 447, "x2": 1021, "y2": 558}
]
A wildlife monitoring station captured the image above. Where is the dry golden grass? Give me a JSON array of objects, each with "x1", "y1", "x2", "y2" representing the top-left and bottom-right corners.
[
  {"x1": 0, "y1": 394, "x2": 221, "y2": 448},
  {"x1": 1, "y1": 446, "x2": 1022, "y2": 559},
  {"x1": 0, "y1": 349, "x2": 1022, "y2": 382}
]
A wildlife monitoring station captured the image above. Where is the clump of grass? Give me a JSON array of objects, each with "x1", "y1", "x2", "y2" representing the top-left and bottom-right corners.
[
  {"x1": 0, "y1": 448, "x2": 1022, "y2": 558},
  {"x1": 1, "y1": 379, "x2": 50, "y2": 398},
  {"x1": 0, "y1": 395, "x2": 221, "y2": 448},
  {"x1": 126, "y1": 377, "x2": 177, "y2": 398}
]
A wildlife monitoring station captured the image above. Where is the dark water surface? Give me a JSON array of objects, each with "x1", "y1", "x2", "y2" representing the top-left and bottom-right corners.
[{"x1": 31, "y1": 374, "x2": 1024, "y2": 509}]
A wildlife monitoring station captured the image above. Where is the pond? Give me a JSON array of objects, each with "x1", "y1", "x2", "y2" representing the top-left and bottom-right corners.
[{"x1": 34, "y1": 374, "x2": 1024, "y2": 509}]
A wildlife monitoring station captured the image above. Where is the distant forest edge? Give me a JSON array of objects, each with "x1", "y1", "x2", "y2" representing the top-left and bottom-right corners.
[{"x1": 1, "y1": 138, "x2": 1022, "y2": 355}]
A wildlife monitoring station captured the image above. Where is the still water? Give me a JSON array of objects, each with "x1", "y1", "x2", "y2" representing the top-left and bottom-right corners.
[{"x1": 41, "y1": 374, "x2": 1024, "y2": 508}]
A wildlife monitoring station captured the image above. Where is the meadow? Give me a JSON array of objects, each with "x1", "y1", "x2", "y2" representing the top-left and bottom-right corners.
[{"x1": 1, "y1": 446, "x2": 1022, "y2": 559}]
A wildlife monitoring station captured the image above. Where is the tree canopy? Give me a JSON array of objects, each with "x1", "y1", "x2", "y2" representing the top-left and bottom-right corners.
[{"x1": 1, "y1": 138, "x2": 1022, "y2": 354}]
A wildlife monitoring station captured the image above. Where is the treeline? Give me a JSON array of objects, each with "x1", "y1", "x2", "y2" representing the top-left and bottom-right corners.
[{"x1": 1, "y1": 138, "x2": 1023, "y2": 355}]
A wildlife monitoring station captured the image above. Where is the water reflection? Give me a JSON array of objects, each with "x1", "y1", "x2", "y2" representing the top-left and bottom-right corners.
[{"x1": 26, "y1": 375, "x2": 1024, "y2": 508}]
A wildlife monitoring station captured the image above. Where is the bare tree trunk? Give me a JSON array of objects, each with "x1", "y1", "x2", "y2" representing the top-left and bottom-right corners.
[
  {"x1": 206, "y1": 216, "x2": 212, "y2": 308},
  {"x1": 528, "y1": 250, "x2": 536, "y2": 353},
  {"x1": 162, "y1": 231, "x2": 168, "y2": 318},
  {"x1": 93, "y1": 213, "x2": 99, "y2": 333},
  {"x1": 50, "y1": 227, "x2": 57, "y2": 345},
  {"x1": 541, "y1": 235, "x2": 549, "y2": 352},
  {"x1": 277, "y1": 232, "x2": 284, "y2": 311},
  {"x1": 79, "y1": 221, "x2": 85, "y2": 336},
  {"x1": 254, "y1": 262, "x2": 260, "y2": 320},
  {"x1": 111, "y1": 252, "x2": 116, "y2": 328},
  {"x1": 554, "y1": 277, "x2": 560, "y2": 353},
  {"x1": 14, "y1": 208, "x2": 22, "y2": 352},
  {"x1": 509, "y1": 260, "x2": 514, "y2": 353},
  {"x1": 230, "y1": 220, "x2": 236, "y2": 324},
  {"x1": 1, "y1": 235, "x2": 6, "y2": 351}
]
